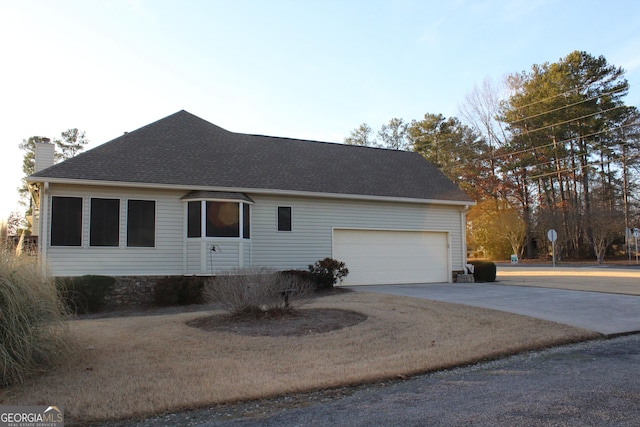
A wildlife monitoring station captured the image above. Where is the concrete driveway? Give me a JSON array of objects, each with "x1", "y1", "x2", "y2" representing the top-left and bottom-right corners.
[{"x1": 347, "y1": 266, "x2": 640, "y2": 336}]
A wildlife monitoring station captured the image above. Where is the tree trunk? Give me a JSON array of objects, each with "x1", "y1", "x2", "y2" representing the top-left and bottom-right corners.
[{"x1": 579, "y1": 134, "x2": 592, "y2": 258}]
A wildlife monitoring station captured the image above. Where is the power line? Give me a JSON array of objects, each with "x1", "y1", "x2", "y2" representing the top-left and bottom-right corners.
[
  {"x1": 506, "y1": 86, "x2": 628, "y2": 125},
  {"x1": 441, "y1": 100, "x2": 637, "y2": 164},
  {"x1": 497, "y1": 134, "x2": 639, "y2": 178},
  {"x1": 516, "y1": 137, "x2": 640, "y2": 172},
  {"x1": 526, "y1": 151, "x2": 640, "y2": 181},
  {"x1": 502, "y1": 64, "x2": 632, "y2": 115},
  {"x1": 507, "y1": 105, "x2": 627, "y2": 137},
  {"x1": 398, "y1": 81, "x2": 638, "y2": 174},
  {"x1": 409, "y1": 121, "x2": 640, "y2": 182},
  {"x1": 478, "y1": 120, "x2": 640, "y2": 162}
]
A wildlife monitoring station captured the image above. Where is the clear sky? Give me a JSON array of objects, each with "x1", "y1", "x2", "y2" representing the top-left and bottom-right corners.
[{"x1": 1, "y1": 0, "x2": 639, "y2": 221}]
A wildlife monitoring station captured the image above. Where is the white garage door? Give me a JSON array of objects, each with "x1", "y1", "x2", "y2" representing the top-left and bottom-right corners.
[{"x1": 333, "y1": 229, "x2": 449, "y2": 285}]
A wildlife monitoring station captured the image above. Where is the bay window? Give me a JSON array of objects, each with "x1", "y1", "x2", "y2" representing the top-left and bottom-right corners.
[{"x1": 187, "y1": 200, "x2": 250, "y2": 238}]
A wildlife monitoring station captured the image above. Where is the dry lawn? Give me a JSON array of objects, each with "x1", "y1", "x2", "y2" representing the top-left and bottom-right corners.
[
  {"x1": 497, "y1": 269, "x2": 640, "y2": 295},
  {"x1": 1, "y1": 292, "x2": 599, "y2": 425}
]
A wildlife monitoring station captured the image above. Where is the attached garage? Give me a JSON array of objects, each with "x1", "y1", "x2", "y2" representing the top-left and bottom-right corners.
[{"x1": 333, "y1": 229, "x2": 450, "y2": 285}]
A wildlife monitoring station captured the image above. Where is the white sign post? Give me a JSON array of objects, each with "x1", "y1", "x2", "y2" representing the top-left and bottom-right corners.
[
  {"x1": 635, "y1": 228, "x2": 639, "y2": 265},
  {"x1": 627, "y1": 228, "x2": 633, "y2": 265},
  {"x1": 547, "y1": 229, "x2": 558, "y2": 268}
]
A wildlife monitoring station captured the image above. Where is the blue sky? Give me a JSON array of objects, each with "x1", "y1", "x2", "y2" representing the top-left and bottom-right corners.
[{"x1": 2, "y1": 0, "x2": 640, "y2": 220}]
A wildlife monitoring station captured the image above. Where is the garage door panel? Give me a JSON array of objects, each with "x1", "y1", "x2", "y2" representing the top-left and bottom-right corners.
[{"x1": 333, "y1": 229, "x2": 449, "y2": 285}]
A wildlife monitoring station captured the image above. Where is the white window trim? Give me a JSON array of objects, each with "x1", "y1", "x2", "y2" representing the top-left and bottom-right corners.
[
  {"x1": 277, "y1": 206, "x2": 292, "y2": 232},
  {"x1": 125, "y1": 198, "x2": 157, "y2": 248},
  {"x1": 185, "y1": 200, "x2": 251, "y2": 240},
  {"x1": 50, "y1": 195, "x2": 84, "y2": 248}
]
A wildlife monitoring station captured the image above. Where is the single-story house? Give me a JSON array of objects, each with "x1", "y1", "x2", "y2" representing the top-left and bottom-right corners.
[{"x1": 27, "y1": 110, "x2": 474, "y2": 285}]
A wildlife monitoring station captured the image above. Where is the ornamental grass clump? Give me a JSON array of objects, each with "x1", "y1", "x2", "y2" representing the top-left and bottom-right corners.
[{"x1": 0, "y1": 244, "x2": 69, "y2": 386}]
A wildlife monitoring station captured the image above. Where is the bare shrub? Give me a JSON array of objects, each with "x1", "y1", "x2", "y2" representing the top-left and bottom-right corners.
[
  {"x1": 588, "y1": 207, "x2": 624, "y2": 264},
  {"x1": 205, "y1": 267, "x2": 315, "y2": 316}
]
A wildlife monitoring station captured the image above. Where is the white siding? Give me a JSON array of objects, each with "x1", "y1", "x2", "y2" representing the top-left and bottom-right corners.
[
  {"x1": 250, "y1": 195, "x2": 466, "y2": 272},
  {"x1": 242, "y1": 240, "x2": 252, "y2": 267},
  {"x1": 44, "y1": 185, "x2": 185, "y2": 277},
  {"x1": 205, "y1": 240, "x2": 240, "y2": 274},
  {"x1": 186, "y1": 241, "x2": 201, "y2": 273},
  {"x1": 184, "y1": 240, "x2": 251, "y2": 274},
  {"x1": 42, "y1": 185, "x2": 467, "y2": 277}
]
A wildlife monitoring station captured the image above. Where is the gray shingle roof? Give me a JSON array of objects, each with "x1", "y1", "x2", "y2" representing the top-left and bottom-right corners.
[
  {"x1": 29, "y1": 110, "x2": 473, "y2": 203},
  {"x1": 180, "y1": 191, "x2": 254, "y2": 203}
]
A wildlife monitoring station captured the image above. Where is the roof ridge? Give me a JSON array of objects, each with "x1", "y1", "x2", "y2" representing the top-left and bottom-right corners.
[{"x1": 241, "y1": 132, "x2": 414, "y2": 154}]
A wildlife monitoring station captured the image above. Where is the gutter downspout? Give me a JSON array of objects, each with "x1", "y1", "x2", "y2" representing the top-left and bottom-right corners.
[
  {"x1": 40, "y1": 182, "x2": 49, "y2": 274},
  {"x1": 461, "y1": 205, "x2": 469, "y2": 269}
]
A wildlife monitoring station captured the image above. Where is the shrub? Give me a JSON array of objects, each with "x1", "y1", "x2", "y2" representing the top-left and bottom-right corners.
[
  {"x1": 281, "y1": 269, "x2": 315, "y2": 285},
  {"x1": 205, "y1": 267, "x2": 315, "y2": 316},
  {"x1": 58, "y1": 275, "x2": 116, "y2": 314},
  {"x1": 155, "y1": 276, "x2": 205, "y2": 306},
  {"x1": 468, "y1": 260, "x2": 497, "y2": 282},
  {"x1": 308, "y1": 258, "x2": 349, "y2": 290},
  {"x1": 0, "y1": 247, "x2": 69, "y2": 386}
]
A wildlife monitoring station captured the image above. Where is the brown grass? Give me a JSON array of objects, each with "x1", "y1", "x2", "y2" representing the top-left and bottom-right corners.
[
  {"x1": 497, "y1": 269, "x2": 640, "y2": 295},
  {"x1": 0, "y1": 292, "x2": 599, "y2": 425}
]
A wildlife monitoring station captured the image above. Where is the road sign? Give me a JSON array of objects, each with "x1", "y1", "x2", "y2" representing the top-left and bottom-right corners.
[
  {"x1": 633, "y1": 228, "x2": 639, "y2": 264},
  {"x1": 547, "y1": 229, "x2": 557, "y2": 268}
]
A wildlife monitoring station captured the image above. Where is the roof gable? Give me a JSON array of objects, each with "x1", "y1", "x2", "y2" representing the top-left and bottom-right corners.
[{"x1": 29, "y1": 110, "x2": 473, "y2": 203}]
